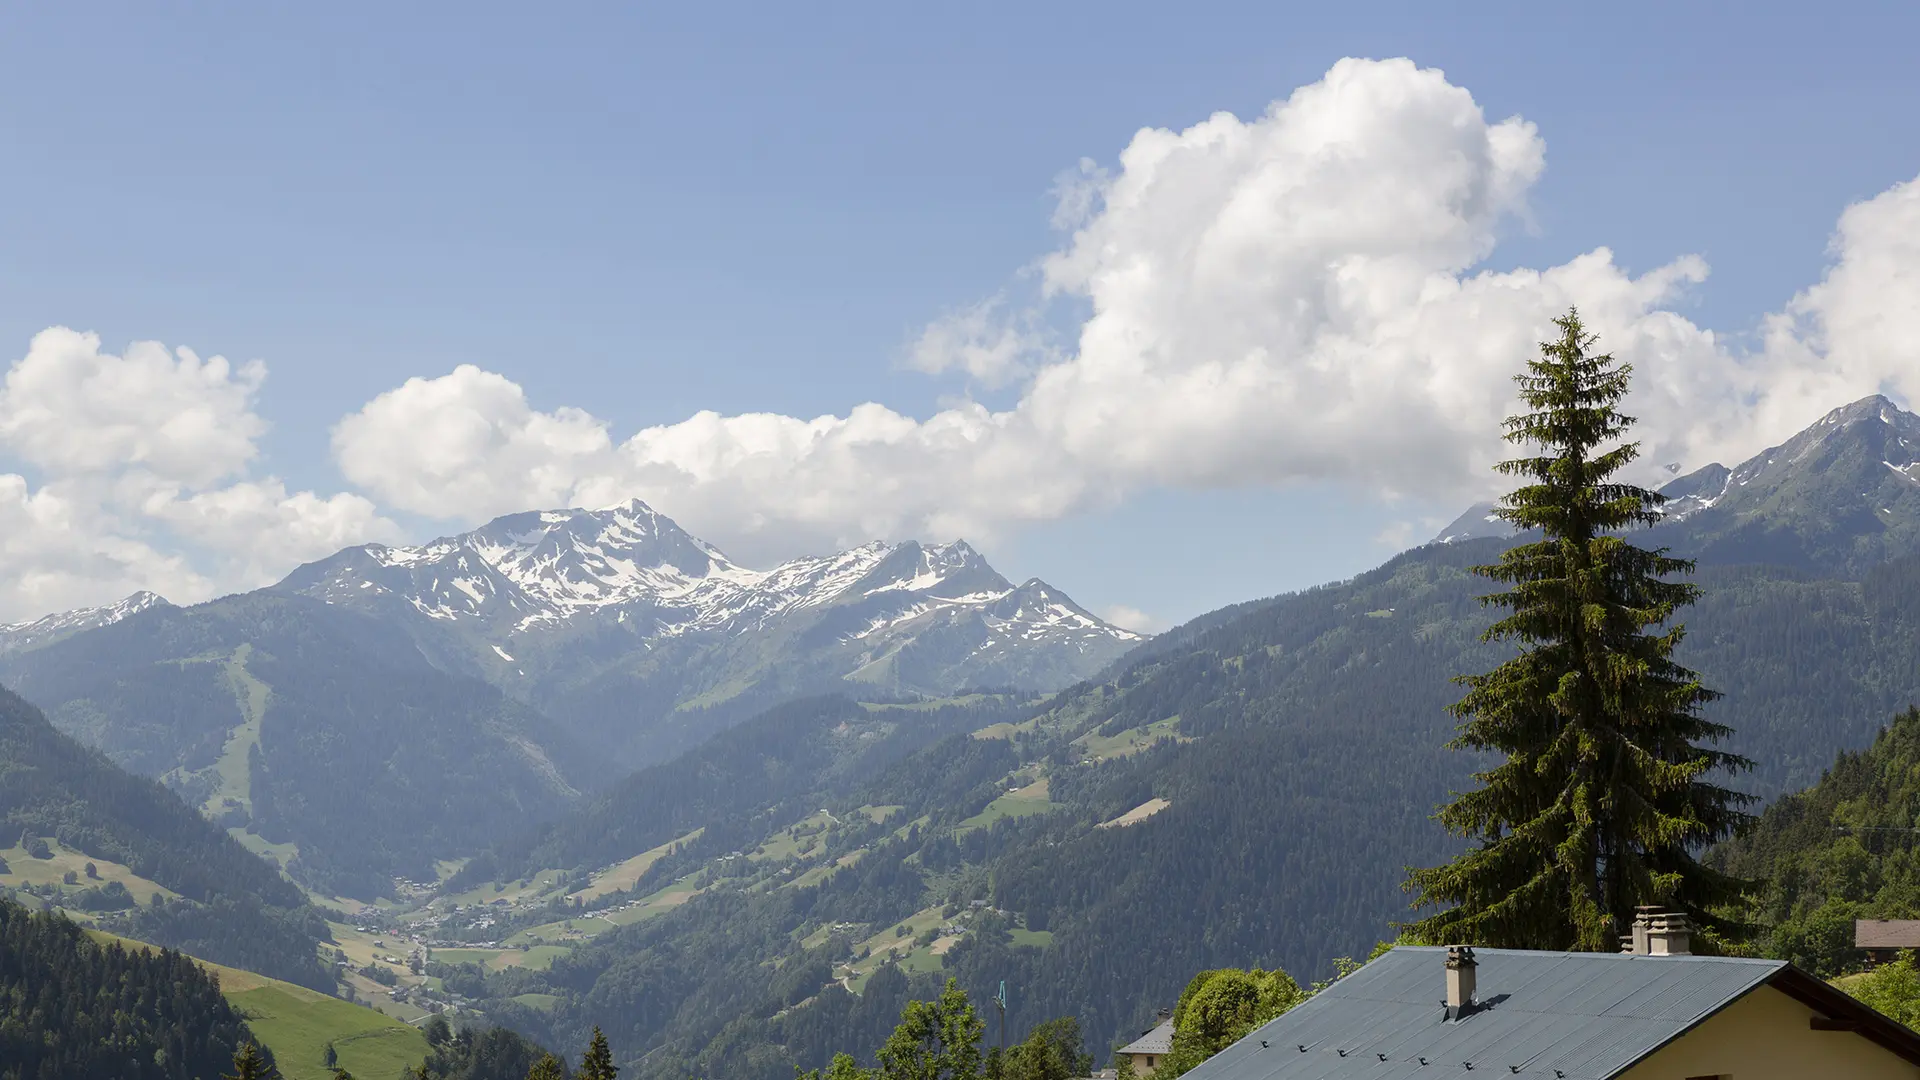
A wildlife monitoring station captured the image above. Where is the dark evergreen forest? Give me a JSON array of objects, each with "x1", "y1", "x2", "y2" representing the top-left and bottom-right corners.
[{"x1": 0, "y1": 898, "x2": 260, "y2": 1080}]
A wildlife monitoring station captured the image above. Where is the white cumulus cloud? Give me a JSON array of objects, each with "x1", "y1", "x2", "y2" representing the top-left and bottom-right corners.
[
  {"x1": 905, "y1": 297, "x2": 1050, "y2": 387},
  {"x1": 0, "y1": 328, "x2": 266, "y2": 487},
  {"x1": 335, "y1": 57, "x2": 1896, "y2": 563},
  {"x1": 332, "y1": 364, "x2": 615, "y2": 523},
  {"x1": 1099, "y1": 605, "x2": 1167, "y2": 634},
  {"x1": 0, "y1": 330, "x2": 399, "y2": 622},
  {"x1": 14, "y1": 57, "x2": 1920, "y2": 619}
]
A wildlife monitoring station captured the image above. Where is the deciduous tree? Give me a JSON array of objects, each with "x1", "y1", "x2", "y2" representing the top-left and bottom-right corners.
[{"x1": 876, "y1": 978, "x2": 984, "y2": 1080}]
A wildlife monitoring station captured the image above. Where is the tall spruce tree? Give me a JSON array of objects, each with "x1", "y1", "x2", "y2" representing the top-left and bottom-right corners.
[
  {"x1": 577, "y1": 1028, "x2": 619, "y2": 1080},
  {"x1": 1405, "y1": 308, "x2": 1754, "y2": 951}
]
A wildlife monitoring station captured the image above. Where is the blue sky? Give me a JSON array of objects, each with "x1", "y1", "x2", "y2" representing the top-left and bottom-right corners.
[{"x1": 1, "y1": 3, "x2": 1917, "y2": 627}]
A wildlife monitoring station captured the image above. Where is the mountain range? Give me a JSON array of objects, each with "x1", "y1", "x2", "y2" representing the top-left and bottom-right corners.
[
  {"x1": 0, "y1": 507, "x2": 1135, "y2": 897},
  {"x1": 277, "y1": 500, "x2": 1137, "y2": 762},
  {"x1": 396, "y1": 394, "x2": 1920, "y2": 1077},
  {"x1": 5, "y1": 392, "x2": 1920, "y2": 1078}
]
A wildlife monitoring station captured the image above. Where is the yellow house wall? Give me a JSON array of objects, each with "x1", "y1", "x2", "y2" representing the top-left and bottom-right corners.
[{"x1": 1618, "y1": 983, "x2": 1919, "y2": 1080}]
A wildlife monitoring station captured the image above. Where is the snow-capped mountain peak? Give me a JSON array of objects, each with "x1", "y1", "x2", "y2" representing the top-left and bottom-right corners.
[
  {"x1": 1660, "y1": 393, "x2": 1920, "y2": 522},
  {"x1": 279, "y1": 500, "x2": 1139, "y2": 650},
  {"x1": 0, "y1": 591, "x2": 171, "y2": 655}
]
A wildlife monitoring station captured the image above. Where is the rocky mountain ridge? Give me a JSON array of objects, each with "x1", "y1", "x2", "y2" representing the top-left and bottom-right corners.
[
  {"x1": 1432, "y1": 393, "x2": 1920, "y2": 574},
  {"x1": 281, "y1": 499, "x2": 1122, "y2": 649},
  {"x1": 266, "y1": 500, "x2": 1136, "y2": 764},
  {"x1": 0, "y1": 591, "x2": 171, "y2": 656}
]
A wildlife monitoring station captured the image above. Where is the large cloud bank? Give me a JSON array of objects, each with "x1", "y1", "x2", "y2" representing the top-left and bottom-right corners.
[
  {"x1": 4, "y1": 58, "x2": 1917, "y2": 621},
  {"x1": 0, "y1": 329, "x2": 398, "y2": 620}
]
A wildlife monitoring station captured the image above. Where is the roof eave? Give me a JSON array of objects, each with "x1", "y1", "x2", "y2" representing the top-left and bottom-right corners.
[{"x1": 1766, "y1": 964, "x2": 1920, "y2": 1066}]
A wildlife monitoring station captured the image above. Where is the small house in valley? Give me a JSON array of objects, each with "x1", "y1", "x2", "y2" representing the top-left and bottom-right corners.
[
  {"x1": 1183, "y1": 911, "x2": 1920, "y2": 1080},
  {"x1": 1858, "y1": 920, "x2": 1920, "y2": 966},
  {"x1": 1117, "y1": 1012, "x2": 1174, "y2": 1076}
]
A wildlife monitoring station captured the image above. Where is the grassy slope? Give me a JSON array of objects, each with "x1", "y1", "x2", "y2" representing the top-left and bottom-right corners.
[
  {"x1": 228, "y1": 982, "x2": 430, "y2": 1080},
  {"x1": 0, "y1": 836, "x2": 180, "y2": 906},
  {"x1": 956, "y1": 776, "x2": 1053, "y2": 833},
  {"x1": 91, "y1": 928, "x2": 429, "y2": 1080},
  {"x1": 206, "y1": 643, "x2": 269, "y2": 817}
]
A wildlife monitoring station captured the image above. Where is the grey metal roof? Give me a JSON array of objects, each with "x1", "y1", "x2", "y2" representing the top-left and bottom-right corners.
[
  {"x1": 1181, "y1": 946, "x2": 1787, "y2": 1080},
  {"x1": 1119, "y1": 1018, "x2": 1174, "y2": 1056}
]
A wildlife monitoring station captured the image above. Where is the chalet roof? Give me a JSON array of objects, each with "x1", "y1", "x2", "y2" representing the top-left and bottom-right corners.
[
  {"x1": 1857, "y1": 919, "x2": 1920, "y2": 949},
  {"x1": 1118, "y1": 1017, "x2": 1173, "y2": 1056},
  {"x1": 1179, "y1": 945, "x2": 1920, "y2": 1080}
]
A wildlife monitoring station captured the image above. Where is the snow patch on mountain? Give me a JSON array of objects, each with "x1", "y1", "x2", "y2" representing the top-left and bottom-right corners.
[
  {"x1": 1430, "y1": 502, "x2": 1515, "y2": 544},
  {"x1": 281, "y1": 498, "x2": 1141, "y2": 652},
  {"x1": 1435, "y1": 396, "x2": 1920, "y2": 541}
]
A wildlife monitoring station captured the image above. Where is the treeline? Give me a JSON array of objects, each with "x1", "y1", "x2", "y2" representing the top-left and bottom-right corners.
[
  {"x1": 779, "y1": 972, "x2": 1308, "y2": 1080},
  {"x1": 0, "y1": 685, "x2": 331, "y2": 989},
  {"x1": 0, "y1": 898, "x2": 260, "y2": 1080},
  {"x1": 796, "y1": 979, "x2": 1093, "y2": 1080}
]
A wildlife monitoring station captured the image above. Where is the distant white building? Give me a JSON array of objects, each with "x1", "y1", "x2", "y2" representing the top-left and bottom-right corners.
[{"x1": 1116, "y1": 1012, "x2": 1173, "y2": 1076}]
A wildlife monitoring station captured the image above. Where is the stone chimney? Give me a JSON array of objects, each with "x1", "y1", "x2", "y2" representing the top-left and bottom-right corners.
[
  {"x1": 1444, "y1": 946, "x2": 1477, "y2": 1019},
  {"x1": 1621, "y1": 907, "x2": 1693, "y2": 955}
]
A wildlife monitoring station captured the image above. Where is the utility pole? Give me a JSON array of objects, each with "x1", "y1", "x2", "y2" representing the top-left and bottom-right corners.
[{"x1": 995, "y1": 980, "x2": 1007, "y2": 1055}]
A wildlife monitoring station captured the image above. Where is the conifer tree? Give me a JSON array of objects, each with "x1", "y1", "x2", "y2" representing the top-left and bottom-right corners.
[
  {"x1": 577, "y1": 1027, "x2": 619, "y2": 1080},
  {"x1": 1405, "y1": 308, "x2": 1754, "y2": 951},
  {"x1": 526, "y1": 1053, "x2": 568, "y2": 1080},
  {"x1": 225, "y1": 1041, "x2": 281, "y2": 1080}
]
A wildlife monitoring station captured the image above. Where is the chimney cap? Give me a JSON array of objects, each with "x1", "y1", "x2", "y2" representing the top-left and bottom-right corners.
[{"x1": 1627, "y1": 908, "x2": 1694, "y2": 955}]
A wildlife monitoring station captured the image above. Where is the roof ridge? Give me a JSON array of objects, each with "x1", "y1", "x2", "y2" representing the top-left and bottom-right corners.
[{"x1": 1388, "y1": 944, "x2": 1785, "y2": 966}]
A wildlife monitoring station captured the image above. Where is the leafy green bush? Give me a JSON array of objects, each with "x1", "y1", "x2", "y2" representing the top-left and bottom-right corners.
[
  {"x1": 1848, "y1": 953, "x2": 1920, "y2": 1027},
  {"x1": 1149, "y1": 967, "x2": 1306, "y2": 1078}
]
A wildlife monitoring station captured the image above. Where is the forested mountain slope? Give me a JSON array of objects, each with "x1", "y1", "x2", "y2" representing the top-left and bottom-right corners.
[
  {"x1": 1710, "y1": 704, "x2": 1920, "y2": 976},
  {"x1": 0, "y1": 685, "x2": 332, "y2": 988},
  {"x1": 0, "y1": 593, "x2": 596, "y2": 899},
  {"x1": 456, "y1": 693, "x2": 1037, "y2": 889},
  {"x1": 0, "y1": 898, "x2": 262, "y2": 1080},
  {"x1": 1654, "y1": 394, "x2": 1920, "y2": 574}
]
